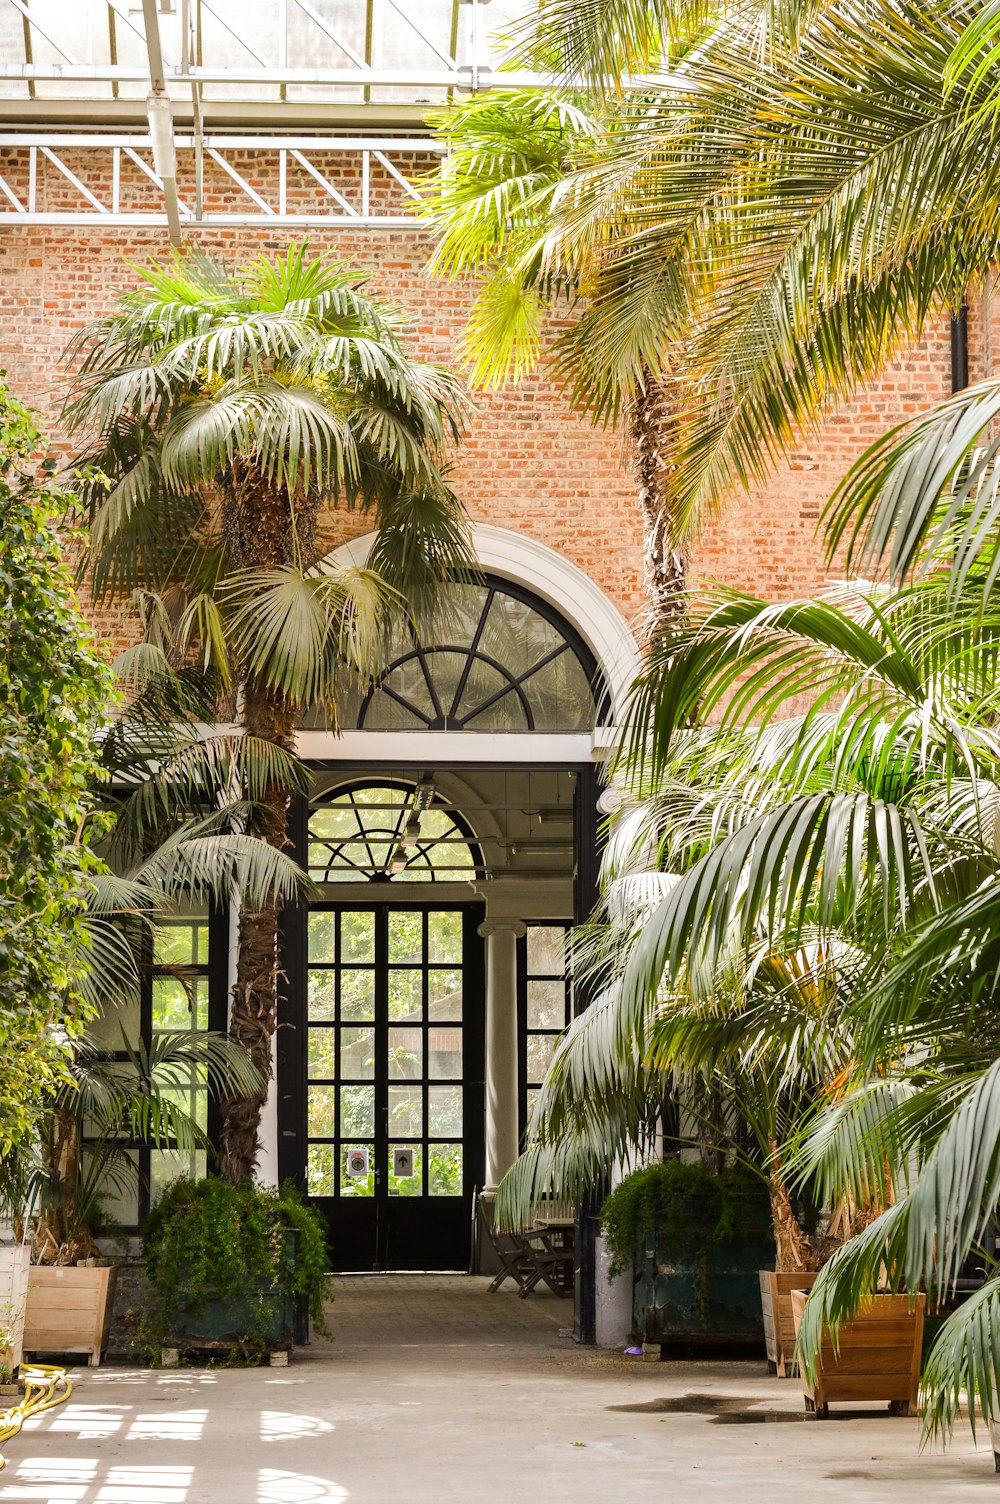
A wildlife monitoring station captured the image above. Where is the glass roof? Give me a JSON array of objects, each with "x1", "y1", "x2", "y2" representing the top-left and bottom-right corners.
[{"x1": 0, "y1": 0, "x2": 531, "y2": 112}]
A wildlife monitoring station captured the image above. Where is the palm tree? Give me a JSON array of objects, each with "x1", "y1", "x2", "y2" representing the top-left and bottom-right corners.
[
  {"x1": 422, "y1": 90, "x2": 692, "y2": 636},
  {"x1": 507, "y1": 370, "x2": 1000, "y2": 1440},
  {"x1": 444, "y1": 0, "x2": 1000, "y2": 544},
  {"x1": 65, "y1": 245, "x2": 474, "y2": 1182}
]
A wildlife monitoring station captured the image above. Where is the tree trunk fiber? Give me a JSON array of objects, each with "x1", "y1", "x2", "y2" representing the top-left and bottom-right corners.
[
  {"x1": 217, "y1": 469, "x2": 305, "y2": 1186},
  {"x1": 768, "y1": 1169, "x2": 820, "y2": 1273},
  {"x1": 217, "y1": 679, "x2": 298, "y2": 1185},
  {"x1": 628, "y1": 366, "x2": 686, "y2": 645}
]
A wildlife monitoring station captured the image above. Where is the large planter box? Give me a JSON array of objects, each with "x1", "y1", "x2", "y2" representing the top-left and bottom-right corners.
[
  {"x1": 23, "y1": 1264, "x2": 113, "y2": 1368},
  {"x1": 0, "y1": 1245, "x2": 31, "y2": 1375},
  {"x1": 790, "y1": 1287, "x2": 925, "y2": 1416},
  {"x1": 633, "y1": 1233, "x2": 773, "y2": 1346},
  {"x1": 760, "y1": 1270, "x2": 818, "y2": 1377},
  {"x1": 172, "y1": 1285, "x2": 294, "y2": 1347}
]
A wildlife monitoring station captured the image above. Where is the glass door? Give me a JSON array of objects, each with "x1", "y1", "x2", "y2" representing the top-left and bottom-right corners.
[{"x1": 302, "y1": 904, "x2": 484, "y2": 1270}]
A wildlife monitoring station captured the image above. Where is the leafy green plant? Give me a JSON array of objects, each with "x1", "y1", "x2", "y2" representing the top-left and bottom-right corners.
[
  {"x1": 0, "y1": 374, "x2": 113, "y2": 1156},
  {"x1": 142, "y1": 1176, "x2": 330, "y2": 1352},
  {"x1": 600, "y1": 1160, "x2": 771, "y2": 1277}
]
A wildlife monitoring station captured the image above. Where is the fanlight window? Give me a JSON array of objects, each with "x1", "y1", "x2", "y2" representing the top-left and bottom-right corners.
[
  {"x1": 339, "y1": 578, "x2": 605, "y2": 732},
  {"x1": 309, "y1": 783, "x2": 482, "y2": 883}
]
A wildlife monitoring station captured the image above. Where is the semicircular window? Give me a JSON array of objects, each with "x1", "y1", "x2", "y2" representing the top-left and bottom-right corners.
[
  {"x1": 339, "y1": 578, "x2": 607, "y2": 732},
  {"x1": 308, "y1": 782, "x2": 483, "y2": 883}
]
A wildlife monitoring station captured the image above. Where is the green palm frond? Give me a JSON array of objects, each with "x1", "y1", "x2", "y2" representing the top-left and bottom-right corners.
[
  {"x1": 222, "y1": 566, "x2": 398, "y2": 704},
  {"x1": 921, "y1": 1281, "x2": 1000, "y2": 1441},
  {"x1": 131, "y1": 824, "x2": 313, "y2": 909},
  {"x1": 824, "y1": 378, "x2": 1000, "y2": 597}
]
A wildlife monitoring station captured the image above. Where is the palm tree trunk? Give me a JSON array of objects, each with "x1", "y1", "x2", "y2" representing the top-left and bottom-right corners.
[
  {"x1": 218, "y1": 468, "x2": 306, "y2": 1185},
  {"x1": 628, "y1": 365, "x2": 686, "y2": 645},
  {"x1": 768, "y1": 1169, "x2": 821, "y2": 1273},
  {"x1": 218, "y1": 678, "x2": 297, "y2": 1185}
]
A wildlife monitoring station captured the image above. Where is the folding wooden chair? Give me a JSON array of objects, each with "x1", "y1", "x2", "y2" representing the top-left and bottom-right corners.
[{"x1": 484, "y1": 1225, "x2": 538, "y2": 1294}]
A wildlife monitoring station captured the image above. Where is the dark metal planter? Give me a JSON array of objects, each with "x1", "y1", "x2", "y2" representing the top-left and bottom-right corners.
[{"x1": 633, "y1": 1232, "x2": 773, "y2": 1346}]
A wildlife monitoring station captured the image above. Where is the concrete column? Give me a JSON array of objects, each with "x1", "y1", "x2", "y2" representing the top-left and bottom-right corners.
[{"x1": 478, "y1": 919, "x2": 526, "y2": 1194}]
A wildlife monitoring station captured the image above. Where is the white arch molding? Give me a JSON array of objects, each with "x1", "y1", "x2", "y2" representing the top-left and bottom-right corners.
[{"x1": 297, "y1": 523, "x2": 641, "y2": 765}]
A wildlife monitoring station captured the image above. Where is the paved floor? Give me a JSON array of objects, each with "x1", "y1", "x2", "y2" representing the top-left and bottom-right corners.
[{"x1": 0, "y1": 1275, "x2": 996, "y2": 1504}]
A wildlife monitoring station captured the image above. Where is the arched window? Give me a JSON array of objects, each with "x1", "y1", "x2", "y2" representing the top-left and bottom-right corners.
[
  {"x1": 308, "y1": 781, "x2": 484, "y2": 883},
  {"x1": 338, "y1": 577, "x2": 607, "y2": 732}
]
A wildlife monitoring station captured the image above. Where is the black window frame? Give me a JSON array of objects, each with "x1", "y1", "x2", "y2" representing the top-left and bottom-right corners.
[{"x1": 516, "y1": 921, "x2": 574, "y2": 1141}]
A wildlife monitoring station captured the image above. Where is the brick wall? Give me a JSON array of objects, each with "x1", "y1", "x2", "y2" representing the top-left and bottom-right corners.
[{"x1": 0, "y1": 207, "x2": 960, "y2": 652}]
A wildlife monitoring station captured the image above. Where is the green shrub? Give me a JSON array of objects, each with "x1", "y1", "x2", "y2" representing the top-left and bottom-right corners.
[
  {"x1": 142, "y1": 1176, "x2": 331, "y2": 1351},
  {"x1": 600, "y1": 1159, "x2": 771, "y2": 1275}
]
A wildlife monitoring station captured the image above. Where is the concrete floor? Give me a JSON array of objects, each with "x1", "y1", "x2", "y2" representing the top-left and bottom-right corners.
[{"x1": 1, "y1": 1275, "x2": 996, "y2": 1504}]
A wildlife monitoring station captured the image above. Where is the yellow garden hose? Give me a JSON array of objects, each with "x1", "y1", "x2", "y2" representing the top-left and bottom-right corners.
[{"x1": 0, "y1": 1364, "x2": 73, "y2": 1471}]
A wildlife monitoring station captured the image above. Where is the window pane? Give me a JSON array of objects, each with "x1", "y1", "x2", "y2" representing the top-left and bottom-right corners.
[
  {"x1": 86, "y1": 1145, "x2": 139, "y2": 1226},
  {"x1": 478, "y1": 594, "x2": 564, "y2": 678},
  {"x1": 388, "y1": 910, "x2": 423, "y2": 964},
  {"x1": 527, "y1": 1033, "x2": 557, "y2": 1082},
  {"x1": 428, "y1": 1085, "x2": 462, "y2": 1137},
  {"x1": 341, "y1": 911, "x2": 375, "y2": 963},
  {"x1": 428, "y1": 1145, "x2": 463, "y2": 1197},
  {"x1": 365, "y1": 659, "x2": 435, "y2": 725},
  {"x1": 309, "y1": 805, "x2": 359, "y2": 841},
  {"x1": 307, "y1": 1028, "x2": 337, "y2": 1078},
  {"x1": 308, "y1": 911, "x2": 337, "y2": 963},
  {"x1": 388, "y1": 1028, "x2": 423, "y2": 1080},
  {"x1": 527, "y1": 926, "x2": 566, "y2": 976},
  {"x1": 340, "y1": 1144, "x2": 375, "y2": 1197},
  {"x1": 362, "y1": 692, "x2": 427, "y2": 730},
  {"x1": 388, "y1": 969, "x2": 423, "y2": 1020},
  {"x1": 307, "y1": 1143, "x2": 337, "y2": 1196},
  {"x1": 388, "y1": 1085, "x2": 422, "y2": 1137},
  {"x1": 308, "y1": 1086, "x2": 337, "y2": 1138},
  {"x1": 340, "y1": 1027, "x2": 376, "y2": 1079},
  {"x1": 520, "y1": 651, "x2": 595, "y2": 732},
  {"x1": 457, "y1": 673, "x2": 529, "y2": 730},
  {"x1": 340, "y1": 969, "x2": 376, "y2": 1022},
  {"x1": 154, "y1": 921, "x2": 208, "y2": 967},
  {"x1": 163, "y1": 1085, "x2": 208, "y2": 1132},
  {"x1": 88, "y1": 996, "x2": 140, "y2": 1048},
  {"x1": 341, "y1": 1085, "x2": 375, "y2": 1138},
  {"x1": 527, "y1": 979, "x2": 566, "y2": 1029},
  {"x1": 307, "y1": 970, "x2": 337, "y2": 1022},
  {"x1": 150, "y1": 1148, "x2": 206, "y2": 1206},
  {"x1": 428, "y1": 1027, "x2": 462, "y2": 1080},
  {"x1": 387, "y1": 1143, "x2": 423, "y2": 1198},
  {"x1": 428, "y1": 911, "x2": 462, "y2": 964},
  {"x1": 428, "y1": 969, "x2": 462, "y2": 1021},
  {"x1": 424, "y1": 650, "x2": 470, "y2": 720},
  {"x1": 152, "y1": 976, "x2": 206, "y2": 1031}
]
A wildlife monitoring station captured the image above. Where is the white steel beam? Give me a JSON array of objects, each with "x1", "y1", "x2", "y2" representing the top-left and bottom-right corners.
[{"x1": 0, "y1": 131, "x2": 442, "y2": 226}]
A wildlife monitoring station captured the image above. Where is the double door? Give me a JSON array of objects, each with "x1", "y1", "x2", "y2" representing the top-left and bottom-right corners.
[{"x1": 301, "y1": 903, "x2": 484, "y2": 1270}]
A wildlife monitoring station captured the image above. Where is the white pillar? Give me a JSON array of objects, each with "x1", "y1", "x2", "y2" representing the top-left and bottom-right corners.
[{"x1": 479, "y1": 919, "x2": 526, "y2": 1194}]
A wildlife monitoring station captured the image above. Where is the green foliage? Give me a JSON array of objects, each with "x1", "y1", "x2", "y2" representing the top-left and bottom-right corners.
[
  {"x1": 0, "y1": 374, "x2": 114, "y2": 1155},
  {"x1": 142, "y1": 1176, "x2": 330, "y2": 1350},
  {"x1": 600, "y1": 1160, "x2": 770, "y2": 1275}
]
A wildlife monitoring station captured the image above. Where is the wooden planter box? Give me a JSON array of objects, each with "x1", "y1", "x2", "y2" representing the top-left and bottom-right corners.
[
  {"x1": 23, "y1": 1265, "x2": 113, "y2": 1368},
  {"x1": 760, "y1": 1270, "x2": 818, "y2": 1377},
  {"x1": 790, "y1": 1287, "x2": 925, "y2": 1417},
  {"x1": 0, "y1": 1245, "x2": 31, "y2": 1375}
]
